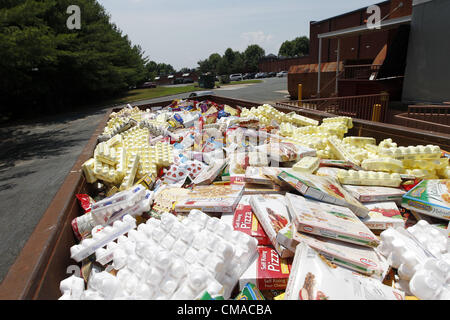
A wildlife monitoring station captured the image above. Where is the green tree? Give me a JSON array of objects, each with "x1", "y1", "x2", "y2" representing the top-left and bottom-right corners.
[
  {"x1": 197, "y1": 59, "x2": 211, "y2": 74},
  {"x1": 145, "y1": 61, "x2": 158, "y2": 80},
  {"x1": 231, "y1": 52, "x2": 245, "y2": 74},
  {"x1": 156, "y1": 63, "x2": 175, "y2": 76},
  {"x1": 223, "y1": 48, "x2": 237, "y2": 67},
  {"x1": 198, "y1": 53, "x2": 222, "y2": 74},
  {"x1": 279, "y1": 36, "x2": 309, "y2": 57},
  {"x1": 179, "y1": 67, "x2": 192, "y2": 74},
  {"x1": 279, "y1": 40, "x2": 294, "y2": 57},
  {"x1": 244, "y1": 44, "x2": 265, "y2": 72},
  {"x1": 216, "y1": 58, "x2": 230, "y2": 76},
  {"x1": 208, "y1": 53, "x2": 222, "y2": 74},
  {"x1": 197, "y1": 45, "x2": 266, "y2": 75},
  {"x1": 0, "y1": 0, "x2": 148, "y2": 117}
]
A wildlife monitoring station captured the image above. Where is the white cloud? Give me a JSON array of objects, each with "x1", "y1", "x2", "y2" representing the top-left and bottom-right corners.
[{"x1": 240, "y1": 31, "x2": 274, "y2": 46}]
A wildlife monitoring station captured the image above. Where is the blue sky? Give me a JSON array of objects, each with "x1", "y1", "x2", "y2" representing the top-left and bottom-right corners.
[{"x1": 97, "y1": 0, "x2": 379, "y2": 70}]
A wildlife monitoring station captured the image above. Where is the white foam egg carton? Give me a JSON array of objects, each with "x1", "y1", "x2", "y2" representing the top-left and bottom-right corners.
[
  {"x1": 90, "y1": 185, "x2": 147, "y2": 225},
  {"x1": 337, "y1": 170, "x2": 402, "y2": 188},
  {"x1": 361, "y1": 158, "x2": 405, "y2": 173},
  {"x1": 378, "y1": 145, "x2": 441, "y2": 160},
  {"x1": 94, "y1": 191, "x2": 154, "y2": 265},
  {"x1": 120, "y1": 153, "x2": 140, "y2": 191},
  {"x1": 70, "y1": 215, "x2": 137, "y2": 263},
  {"x1": 58, "y1": 275, "x2": 86, "y2": 300},
  {"x1": 378, "y1": 223, "x2": 450, "y2": 300},
  {"x1": 327, "y1": 136, "x2": 360, "y2": 166},
  {"x1": 105, "y1": 190, "x2": 153, "y2": 226},
  {"x1": 93, "y1": 159, "x2": 118, "y2": 184},
  {"x1": 139, "y1": 120, "x2": 171, "y2": 137},
  {"x1": 62, "y1": 210, "x2": 258, "y2": 300},
  {"x1": 407, "y1": 220, "x2": 448, "y2": 259},
  {"x1": 95, "y1": 142, "x2": 119, "y2": 166},
  {"x1": 99, "y1": 119, "x2": 137, "y2": 142},
  {"x1": 322, "y1": 116, "x2": 353, "y2": 129}
]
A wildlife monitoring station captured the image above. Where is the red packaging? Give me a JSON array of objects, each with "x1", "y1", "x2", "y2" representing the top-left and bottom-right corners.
[
  {"x1": 232, "y1": 204, "x2": 271, "y2": 246},
  {"x1": 401, "y1": 179, "x2": 421, "y2": 192},
  {"x1": 76, "y1": 194, "x2": 94, "y2": 213},
  {"x1": 239, "y1": 246, "x2": 292, "y2": 291}
]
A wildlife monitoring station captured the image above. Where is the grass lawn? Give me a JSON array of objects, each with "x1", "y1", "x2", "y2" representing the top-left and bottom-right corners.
[
  {"x1": 107, "y1": 79, "x2": 263, "y2": 105},
  {"x1": 110, "y1": 85, "x2": 206, "y2": 104}
]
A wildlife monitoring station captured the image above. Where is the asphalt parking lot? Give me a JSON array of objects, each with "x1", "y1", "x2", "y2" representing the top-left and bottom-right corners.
[
  {"x1": 136, "y1": 77, "x2": 289, "y2": 107},
  {"x1": 0, "y1": 77, "x2": 289, "y2": 283}
]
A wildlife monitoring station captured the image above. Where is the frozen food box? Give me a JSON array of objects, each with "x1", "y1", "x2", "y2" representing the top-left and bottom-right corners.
[
  {"x1": 402, "y1": 180, "x2": 450, "y2": 221},
  {"x1": 249, "y1": 194, "x2": 294, "y2": 258},
  {"x1": 284, "y1": 243, "x2": 405, "y2": 300},
  {"x1": 221, "y1": 196, "x2": 271, "y2": 246},
  {"x1": 315, "y1": 167, "x2": 341, "y2": 180},
  {"x1": 151, "y1": 186, "x2": 191, "y2": 217},
  {"x1": 361, "y1": 202, "x2": 405, "y2": 230},
  {"x1": 277, "y1": 224, "x2": 388, "y2": 277},
  {"x1": 285, "y1": 193, "x2": 379, "y2": 248},
  {"x1": 259, "y1": 167, "x2": 291, "y2": 188},
  {"x1": 174, "y1": 184, "x2": 244, "y2": 213},
  {"x1": 192, "y1": 159, "x2": 227, "y2": 185},
  {"x1": 278, "y1": 170, "x2": 369, "y2": 218},
  {"x1": 258, "y1": 140, "x2": 316, "y2": 163},
  {"x1": 244, "y1": 167, "x2": 275, "y2": 185},
  {"x1": 343, "y1": 185, "x2": 406, "y2": 204},
  {"x1": 242, "y1": 184, "x2": 285, "y2": 196},
  {"x1": 229, "y1": 174, "x2": 246, "y2": 185},
  {"x1": 239, "y1": 246, "x2": 292, "y2": 292},
  {"x1": 319, "y1": 159, "x2": 362, "y2": 171}
]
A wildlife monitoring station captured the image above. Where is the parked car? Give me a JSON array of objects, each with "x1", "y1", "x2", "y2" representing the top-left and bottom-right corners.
[
  {"x1": 255, "y1": 72, "x2": 268, "y2": 79},
  {"x1": 174, "y1": 78, "x2": 184, "y2": 85},
  {"x1": 139, "y1": 82, "x2": 157, "y2": 89},
  {"x1": 243, "y1": 73, "x2": 256, "y2": 80},
  {"x1": 188, "y1": 91, "x2": 216, "y2": 99},
  {"x1": 183, "y1": 78, "x2": 194, "y2": 84},
  {"x1": 229, "y1": 74, "x2": 244, "y2": 81},
  {"x1": 268, "y1": 72, "x2": 277, "y2": 78},
  {"x1": 277, "y1": 71, "x2": 289, "y2": 78}
]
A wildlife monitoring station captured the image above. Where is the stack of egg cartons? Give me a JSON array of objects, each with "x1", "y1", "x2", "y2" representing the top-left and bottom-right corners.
[
  {"x1": 378, "y1": 221, "x2": 450, "y2": 300},
  {"x1": 60, "y1": 210, "x2": 258, "y2": 300}
]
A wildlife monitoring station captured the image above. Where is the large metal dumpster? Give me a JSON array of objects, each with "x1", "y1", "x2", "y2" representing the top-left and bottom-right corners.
[{"x1": 1, "y1": 95, "x2": 449, "y2": 300}]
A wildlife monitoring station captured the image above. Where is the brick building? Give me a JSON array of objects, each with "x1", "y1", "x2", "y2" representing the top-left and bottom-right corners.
[{"x1": 260, "y1": 0, "x2": 413, "y2": 99}]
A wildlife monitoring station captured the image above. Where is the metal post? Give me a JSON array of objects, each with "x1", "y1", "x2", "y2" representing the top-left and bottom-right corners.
[
  {"x1": 318, "y1": 38, "x2": 322, "y2": 98},
  {"x1": 298, "y1": 84, "x2": 303, "y2": 107},
  {"x1": 336, "y1": 38, "x2": 340, "y2": 94}
]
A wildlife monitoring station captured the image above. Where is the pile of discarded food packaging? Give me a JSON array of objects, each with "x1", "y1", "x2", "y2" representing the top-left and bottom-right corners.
[{"x1": 60, "y1": 100, "x2": 450, "y2": 300}]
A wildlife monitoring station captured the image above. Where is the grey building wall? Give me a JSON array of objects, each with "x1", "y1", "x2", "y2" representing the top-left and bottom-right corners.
[{"x1": 402, "y1": 0, "x2": 450, "y2": 104}]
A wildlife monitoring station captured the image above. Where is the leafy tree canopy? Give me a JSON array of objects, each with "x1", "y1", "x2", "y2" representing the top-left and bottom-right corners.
[
  {"x1": 1, "y1": 0, "x2": 148, "y2": 116},
  {"x1": 278, "y1": 36, "x2": 309, "y2": 58}
]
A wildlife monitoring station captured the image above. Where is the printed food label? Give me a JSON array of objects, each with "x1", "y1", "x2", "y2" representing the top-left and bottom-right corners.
[
  {"x1": 403, "y1": 180, "x2": 450, "y2": 220},
  {"x1": 360, "y1": 258, "x2": 378, "y2": 268},
  {"x1": 256, "y1": 247, "x2": 291, "y2": 290},
  {"x1": 233, "y1": 204, "x2": 271, "y2": 245}
]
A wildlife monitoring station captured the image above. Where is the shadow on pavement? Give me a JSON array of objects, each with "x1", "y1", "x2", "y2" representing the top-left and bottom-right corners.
[
  {"x1": 0, "y1": 105, "x2": 112, "y2": 129},
  {"x1": 0, "y1": 183, "x2": 17, "y2": 192},
  {"x1": 0, "y1": 127, "x2": 88, "y2": 172}
]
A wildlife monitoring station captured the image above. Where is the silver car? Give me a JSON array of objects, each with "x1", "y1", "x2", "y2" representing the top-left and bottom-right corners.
[{"x1": 229, "y1": 74, "x2": 244, "y2": 81}]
